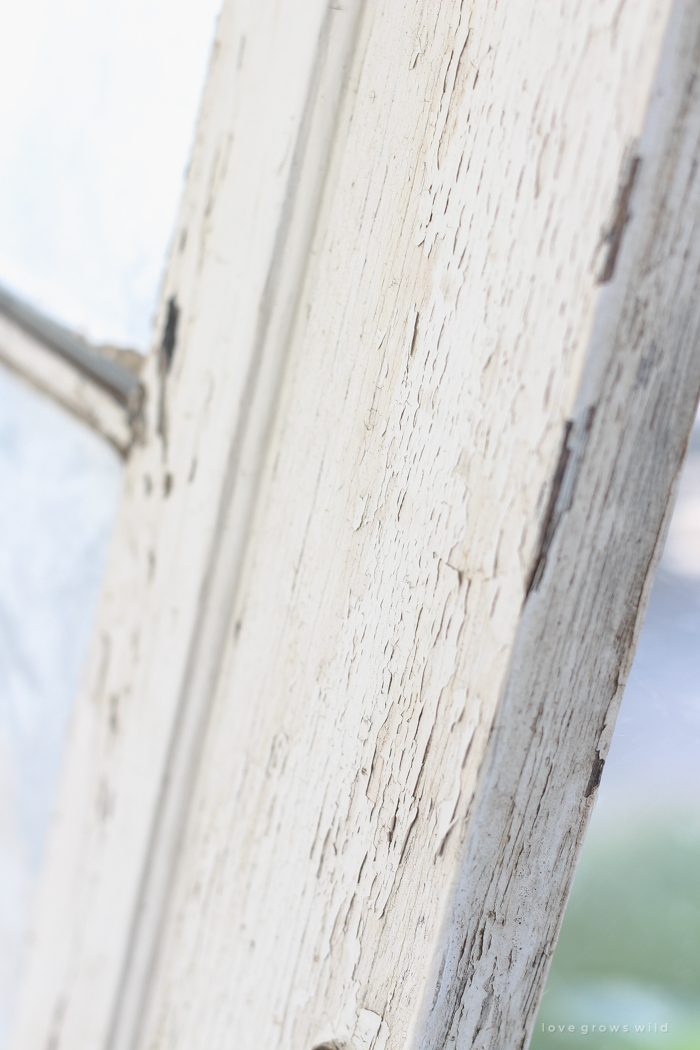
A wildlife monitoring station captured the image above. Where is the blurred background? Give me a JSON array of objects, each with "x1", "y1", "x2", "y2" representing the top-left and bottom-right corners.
[{"x1": 0, "y1": 3, "x2": 698, "y2": 1049}]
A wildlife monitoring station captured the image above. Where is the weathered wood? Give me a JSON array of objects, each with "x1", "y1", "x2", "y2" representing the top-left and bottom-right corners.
[
  {"x1": 11, "y1": 2, "x2": 362, "y2": 1047},
  {"x1": 12, "y1": 2, "x2": 700, "y2": 1049}
]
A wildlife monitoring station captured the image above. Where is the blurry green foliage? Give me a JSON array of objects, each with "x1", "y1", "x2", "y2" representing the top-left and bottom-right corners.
[{"x1": 530, "y1": 811, "x2": 700, "y2": 1050}]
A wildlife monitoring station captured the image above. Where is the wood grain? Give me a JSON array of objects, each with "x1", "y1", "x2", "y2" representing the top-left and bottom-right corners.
[{"x1": 14, "y1": 2, "x2": 700, "y2": 1049}]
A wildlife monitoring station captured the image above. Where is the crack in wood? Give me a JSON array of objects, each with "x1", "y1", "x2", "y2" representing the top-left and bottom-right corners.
[
  {"x1": 526, "y1": 406, "x2": 596, "y2": 598},
  {"x1": 161, "y1": 296, "x2": 180, "y2": 372},
  {"x1": 599, "y1": 153, "x2": 642, "y2": 283}
]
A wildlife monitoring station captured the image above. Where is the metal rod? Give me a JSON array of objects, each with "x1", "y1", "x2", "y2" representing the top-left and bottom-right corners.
[{"x1": 0, "y1": 281, "x2": 142, "y2": 408}]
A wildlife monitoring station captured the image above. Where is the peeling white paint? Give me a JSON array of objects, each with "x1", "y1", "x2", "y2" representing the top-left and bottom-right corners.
[{"x1": 11, "y1": 3, "x2": 700, "y2": 1050}]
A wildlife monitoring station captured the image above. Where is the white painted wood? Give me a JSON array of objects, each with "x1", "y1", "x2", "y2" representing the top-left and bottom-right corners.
[
  {"x1": 415, "y1": 4, "x2": 700, "y2": 1040},
  {"x1": 109, "y1": 6, "x2": 364, "y2": 1049},
  {"x1": 135, "y1": 3, "x2": 700, "y2": 1049},
  {"x1": 10, "y1": 3, "x2": 363, "y2": 1048},
  {"x1": 0, "y1": 308, "x2": 138, "y2": 455},
  {"x1": 12, "y1": 2, "x2": 700, "y2": 1050}
]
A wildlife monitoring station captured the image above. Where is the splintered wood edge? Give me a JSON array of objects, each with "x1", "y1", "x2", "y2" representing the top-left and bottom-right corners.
[{"x1": 416, "y1": 4, "x2": 700, "y2": 1047}]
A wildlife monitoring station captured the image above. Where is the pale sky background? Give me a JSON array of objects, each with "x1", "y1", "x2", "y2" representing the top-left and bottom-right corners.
[
  {"x1": 0, "y1": 0, "x2": 221, "y2": 349},
  {"x1": 0, "y1": 1, "x2": 699, "y2": 1046}
]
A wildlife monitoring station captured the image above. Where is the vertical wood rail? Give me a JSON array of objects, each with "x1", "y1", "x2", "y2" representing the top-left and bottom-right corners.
[
  {"x1": 10, "y1": 3, "x2": 364, "y2": 1047},
  {"x1": 12, "y1": 2, "x2": 700, "y2": 1050},
  {"x1": 109, "y1": 6, "x2": 365, "y2": 1049},
  {"x1": 415, "y1": 5, "x2": 700, "y2": 1042}
]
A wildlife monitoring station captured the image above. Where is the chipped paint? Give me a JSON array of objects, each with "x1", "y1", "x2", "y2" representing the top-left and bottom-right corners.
[{"x1": 13, "y1": 4, "x2": 700, "y2": 1050}]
